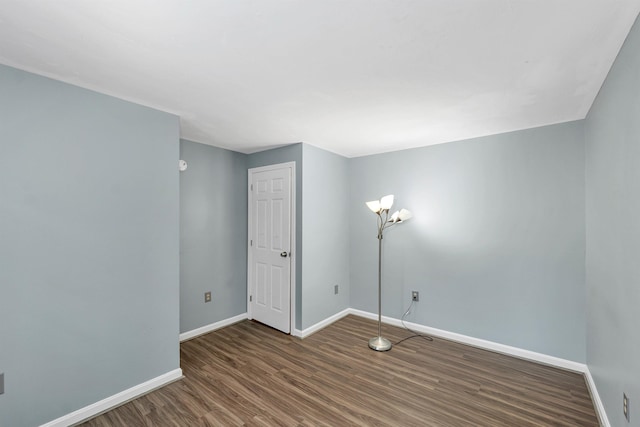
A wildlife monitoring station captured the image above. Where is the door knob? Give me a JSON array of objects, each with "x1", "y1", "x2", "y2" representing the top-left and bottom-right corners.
[{"x1": 280, "y1": 251, "x2": 288, "y2": 257}]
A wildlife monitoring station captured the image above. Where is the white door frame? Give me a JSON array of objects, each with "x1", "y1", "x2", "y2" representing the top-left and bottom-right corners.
[{"x1": 247, "y1": 161, "x2": 296, "y2": 334}]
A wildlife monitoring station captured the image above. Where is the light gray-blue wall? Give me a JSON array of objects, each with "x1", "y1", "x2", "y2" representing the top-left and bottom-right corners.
[
  {"x1": 349, "y1": 122, "x2": 586, "y2": 361},
  {"x1": 0, "y1": 65, "x2": 180, "y2": 426},
  {"x1": 183, "y1": 142, "x2": 351, "y2": 334},
  {"x1": 180, "y1": 140, "x2": 248, "y2": 333},
  {"x1": 585, "y1": 13, "x2": 640, "y2": 427},
  {"x1": 247, "y1": 144, "x2": 304, "y2": 329},
  {"x1": 301, "y1": 144, "x2": 350, "y2": 329}
]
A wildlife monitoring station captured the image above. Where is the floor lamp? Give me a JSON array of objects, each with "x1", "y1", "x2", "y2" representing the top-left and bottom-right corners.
[{"x1": 366, "y1": 195, "x2": 412, "y2": 351}]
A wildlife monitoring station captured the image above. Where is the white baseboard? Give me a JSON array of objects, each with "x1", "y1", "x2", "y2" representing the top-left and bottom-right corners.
[
  {"x1": 179, "y1": 312, "x2": 248, "y2": 342},
  {"x1": 294, "y1": 308, "x2": 351, "y2": 338},
  {"x1": 187, "y1": 309, "x2": 607, "y2": 425},
  {"x1": 40, "y1": 310, "x2": 609, "y2": 427},
  {"x1": 584, "y1": 368, "x2": 610, "y2": 427},
  {"x1": 41, "y1": 368, "x2": 183, "y2": 427},
  {"x1": 348, "y1": 308, "x2": 587, "y2": 373},
  {"x1": 333, "y1": 309, "x2": 607, "y2": 422}
]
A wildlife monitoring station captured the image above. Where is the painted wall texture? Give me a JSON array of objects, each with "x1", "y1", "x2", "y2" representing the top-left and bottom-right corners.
[
  {"x1": 349, "y1": 122, "x2": 586, "y2": 362},
  {"x1": 0, "y1": 64, "x2": 180, "y2": 426},
  {"x1": 301, "y1": 144, "x2": 350, "y2": 329},
  {"x1": 182, "y1": 142, "x2": 351, "y2": 333},
  {"x1": 585, "y1": 13, "x2": 640, "y2": 427},
  {"x1": 179, "y1": 140, "x2": 247, "y2": 333}
]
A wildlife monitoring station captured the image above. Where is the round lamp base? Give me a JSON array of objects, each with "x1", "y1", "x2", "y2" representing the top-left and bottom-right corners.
[{"x1": 368, "y1": 336, "x2": 392, "y2": 352}]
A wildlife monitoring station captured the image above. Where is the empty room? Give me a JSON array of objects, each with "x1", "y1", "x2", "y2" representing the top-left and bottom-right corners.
[{"x1": 1, "y1": 1, "x2": 639, "y2": 426}]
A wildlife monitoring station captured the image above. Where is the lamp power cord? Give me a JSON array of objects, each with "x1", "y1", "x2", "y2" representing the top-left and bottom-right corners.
[{"x1": 394, "y1": 299, "x2": 434, "y2": 346}]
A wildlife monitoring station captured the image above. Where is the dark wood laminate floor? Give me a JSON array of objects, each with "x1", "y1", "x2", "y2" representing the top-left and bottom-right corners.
[{"x1": 80, "y1": 315, "x2": 599, "y2": 426}]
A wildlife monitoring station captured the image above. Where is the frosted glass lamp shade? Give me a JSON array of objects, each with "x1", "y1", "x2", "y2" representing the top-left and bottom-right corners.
[
  {"x1": 398, "y1": 209, "x2": 412, "y2": 222},
  {"x1": 380, "y1": 194, "x2": 394, "y2": 210},
  {"x1": 366, "y1": 200, "x2": 381, "y2": 213}
]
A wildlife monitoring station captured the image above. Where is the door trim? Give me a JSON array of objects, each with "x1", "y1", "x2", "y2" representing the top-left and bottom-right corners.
[{"x1": 247, "y1": 161, "x2": 296, "y2": 334}]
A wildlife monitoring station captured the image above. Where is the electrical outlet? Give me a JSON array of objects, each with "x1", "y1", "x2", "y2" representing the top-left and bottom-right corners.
[
  {"x1": 334, "y1": 284, "x2": 339, "y2": 295},
  {"x1": 624, "y1": 393, "x2": 630, "y2": 422},
  {"x1": 412, "y1": 291, "x2": 419, "y2": 302},
  {"x1": 0, "y1": 372, "x2": 4, "y2": 395},
  {"x1": 204, "y1": 292, "x2": 212, "y2": 303}
]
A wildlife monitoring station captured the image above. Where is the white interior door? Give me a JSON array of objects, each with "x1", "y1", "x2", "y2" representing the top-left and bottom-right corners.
[{"x1": 248, "y1": 164, "x2": 293, "y2": 333}]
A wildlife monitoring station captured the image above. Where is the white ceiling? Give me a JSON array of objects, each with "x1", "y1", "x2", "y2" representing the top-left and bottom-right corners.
[{"x1": 1, "y1": 1, "x2": 639, "y2": 157}]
